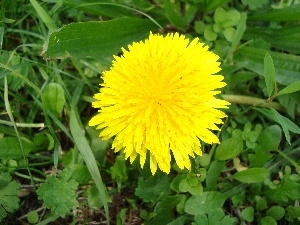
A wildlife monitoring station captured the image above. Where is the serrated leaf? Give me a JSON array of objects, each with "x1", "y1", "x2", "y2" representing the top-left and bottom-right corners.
[
  {"x1": 214, "y1": 137, "x2": 243, "y2": 161},
  {"x1": 277, "y1": 82, "x2": 300, "y2": 96},
  {"x1": 184, "y1": 191, "x2": 226, "y2": 215},
  {"x1": 0, "y1": 172, "x2": 20, "y2": 221},
  {"x1": 37, "y1": 169, "x2": 78, "y2": 217},
  {"x1": 135, "y1": 173, "x2": 170, "y2": 202},
  {"x1": 42, "y1": 83, "x2": 65, "y2": 116},
  {"x1": 264, "y1": 52, "x2": 276, "y2": 97},
  {"x1": 43, "y1": 18, "x2": 158, "y2": 60},
  {"x1": 231, "y1": 168, "x2": 269, "y2": 183}
]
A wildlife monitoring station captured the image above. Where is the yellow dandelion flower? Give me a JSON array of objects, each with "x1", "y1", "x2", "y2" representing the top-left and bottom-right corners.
[{"x1": 89, "y1": 32, "x2": 229, "y2": 174}]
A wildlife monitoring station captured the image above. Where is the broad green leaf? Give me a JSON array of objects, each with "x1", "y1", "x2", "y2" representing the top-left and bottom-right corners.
[
  {"x1": 29, "y1": 0, "x2": 57, "y2": 31},
  {"x1": 231, "y1": 168, "x2": 269, "y2": 183},
  {"x1": 37, "y1": 169, "x2": 78, "y2": 217},
  {"x1": 185, "y1": 191, "x2": 226, "y2": 215},
  {"x1": 0, "y1": 172, "x2": 20, "y2": 222},
  {"x1": 164, "y1": 0, "x2": 188, "y2": 31},
  {"x1": 257, "y1": 125, "x2": 282, "y2": 151},
  {"x1": 43, "y1": 18, "x2": 159, "y2": 59},
  {"x1": 241, "y1": 207, "x2": 254, "y2": 222},
  {"x1": 235, "y1": 47, "x2": 300, "y2": 85},
  {"x1": 243, "y1": 25, "x2": 300, "y2": 54},
  {"x1": 42, "y1": 83, "x2": 65, "y2": 116},
  {"x1": 214, "y1": 137, "x2": 243, "y2": 161},
  {"x1": 264, "y1": 52, "x2": 276, "y2": 97},
  {"x1": 277, "y1": 81, "x2": 300, "y2": 96},
  {"x1": 204, "y1": 25, "x2": 218, "y2": 41},
  {"x1": 266, "y1": 206, "x2": 285, "y2": 220},
  {"x1": 261, "y1": 216, "x2": 277, "y2": 225},
  {"x1": 0, "y1": 137, "x2": 35, "y2": 159},
  {"x1": 248, "y1": 4, "x2": 300, "y2": 21}
]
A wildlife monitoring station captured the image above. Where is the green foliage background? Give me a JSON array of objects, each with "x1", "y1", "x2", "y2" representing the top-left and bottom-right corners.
[{"x1": 1, "y1": 0, "x2": 300, "y2": 224}]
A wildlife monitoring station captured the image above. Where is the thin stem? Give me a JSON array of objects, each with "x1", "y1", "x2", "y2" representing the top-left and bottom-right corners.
[
  {"x1": 221, "y1": 94, "x2": 285, "y2": 112},
  {"x1": 274, "y1": 149, "x2": 300, "y2": 171}
]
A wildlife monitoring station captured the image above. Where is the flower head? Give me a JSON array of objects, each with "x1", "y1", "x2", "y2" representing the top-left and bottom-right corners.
[{"x1": 89, "y1": 32, "x2": 229, "y2": 174}]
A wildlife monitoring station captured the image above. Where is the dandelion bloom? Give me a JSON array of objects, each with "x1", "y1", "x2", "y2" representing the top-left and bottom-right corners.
[{"x1": 89, "y1": 32, "x2": 229, "y2": 174}]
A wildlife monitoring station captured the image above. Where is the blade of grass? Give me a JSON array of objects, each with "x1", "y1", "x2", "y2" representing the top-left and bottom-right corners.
[
  {"x1": 70, "y1": 109, "x2": 110, "y2": 223},
  {"x1": 4, "y1": 77, "x2": 35, "y2": 187},
  {"x1": 29, "y1": 0, "x2": 57, "y2": 32}
]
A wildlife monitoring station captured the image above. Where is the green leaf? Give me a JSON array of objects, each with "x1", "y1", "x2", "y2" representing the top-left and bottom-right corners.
[
  {"x1": 194, "y1": 208, "x2": 235, "y2": 225},
  {"x1": 277, "y1": 81, "x2": 300, "y2": 96},
  {"x1": 135, "y1": 172, "x2": 170, "y2": 202},
  {"x1": 202, "y1": 0, "x2": 232, "y2": 12},
  {"x1": 264, "y1": 52, "x2": 276, "y2": 97},
  {"x1": 241, "y1": 206, "x2": 254, "y2": 222},
  {"x1": 185, "y1": 191, "x2": 226, "y2": 215},
  {"x1": 42, "y1": 83, "x2": 65, "y2": 116},
  {"x1": 243, "y1": 25, "x2": 300, "y2": 54},
  {"x1": 261, "y1": 216, "x2": 277, "y2": 225},
  {"x1": 206, "y1": 160, "x2": 225, "y2": 191},
  {"x1": 257, "y1": 125, "x2": 282, "y2": 151},
  {"x1": 37, "y1": 169, "x2": 78, "y2": 217},
  {"x1": 248, "y1": 4, "x2": 300, "y2": 21},
  {"x1": 266, "y1": 206, "x2": 285, "y2": 220},
  {"x1": 214, "y1": 137, "x2": 243, "y2": 161},
  {"x1": 241, "y1": 0, "x2": 268, "y2": 10},
  {"x1": 43, "y1": 18, "x2": 159, "y2": 59},
  {"x1": 235, "y1": 46, "x2": 300, "y2": 85},
  {"x1": 230, "y1": 13, "x2": 246, "y2": 51},
  {"x1": 0, "y1": 172, "x2": 20, "y2": 222},
  {"x1": 231, "y1": 168, "x2": 269, "y2": 183},
  {"x1": 256, "y1": 108, "x2": 300, "y2": 144},
  {"x1": 64, "y1": 0, "x2": 135, "y2": 18},
  {"x1": 164, "y1": 0, "x2": 188, "y2": 31},
  {"x1": 27, "y1": 210, "x2": 39, "y2": 224},
  {"x1": 223, "y1": 27, "x2": 236, "y2": 42},
  {"x1": 147, "y1": 196, "x2": 183, "y2": 225},
  {"x1": 29, "y1": 0, "x2": 57, "y2": 31},
  {"x1": 204, "y1": 25, "x2": 218, "y2": 41},
  {"x1": 0, "y1": 137, "x2": 35, "y2": 159},
  {"x1": 86, "y1": 184, "x2": 104, "y2": 209}
]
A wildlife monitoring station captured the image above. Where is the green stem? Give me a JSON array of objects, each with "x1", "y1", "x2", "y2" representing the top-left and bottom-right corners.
[
  {"x1": 221, "y1": 94, "x2": 285, "y2": 112},
  {"x1": 274, "y1": 149, "x2": 300, "y2": 171}
]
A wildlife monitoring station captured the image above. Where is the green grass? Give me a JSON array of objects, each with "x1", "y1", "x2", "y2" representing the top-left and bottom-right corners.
[{"x1": 1, "y1": 0, "x2": 300, "y2": 224}]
